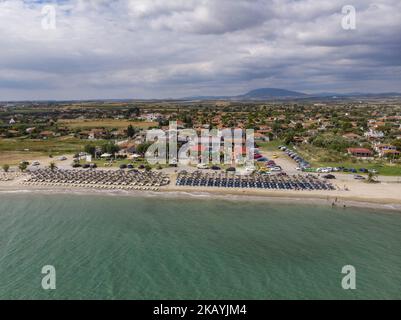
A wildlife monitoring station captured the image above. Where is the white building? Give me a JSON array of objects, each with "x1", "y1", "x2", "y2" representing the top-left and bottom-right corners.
[{"x1": 364, "y1": 129, "x2": 384, "y2": 139}]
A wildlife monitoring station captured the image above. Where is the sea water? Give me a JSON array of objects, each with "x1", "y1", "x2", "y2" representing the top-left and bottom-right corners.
[{"x1": 0, "y1": 193, "x2": 400, "y2": 299}]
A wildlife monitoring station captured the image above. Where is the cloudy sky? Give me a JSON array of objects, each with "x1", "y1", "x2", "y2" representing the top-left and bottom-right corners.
[{"x1": 0, "y1": 0, "x2": 400, "y2": 100}]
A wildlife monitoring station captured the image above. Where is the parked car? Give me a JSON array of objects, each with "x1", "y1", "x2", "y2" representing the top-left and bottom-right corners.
[
  {"x1": 197, "y1": 163, "x2": 209, "y2": 169},
  {"x1": 271, "y1": 166, "x2": 282, "y2": 172},
  {"x1": 323, "y1": 174, "x2": 336, "y2": 179},
  {"x1": 244, "y1": 166, "x2": 256, "y2": 173},
  {"x1": 354, "y1": 175, "x2": 366, "y2": 180}
]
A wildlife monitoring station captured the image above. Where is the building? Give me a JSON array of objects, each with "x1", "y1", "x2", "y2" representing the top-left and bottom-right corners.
[
  {"x1": 342, "y1": 133, "x2": 361, "y2": 141},
  {"x1": 381, "y1": 150, "x2": 401, "y2": 158},
  {"x1": 375, "y1": 144, "x2": 399, "y2": 157},
  {"x1": 89, "y1": 129, "x2": 106, "y2": 140},
  {"x1": 364, "y1": 129, "x2": 384, "y2": 139},
  {"x1": 40, "y1": 131, "x2": 55, "y2": 139},
  {"x1": 347, "y1": 148, "x2": 373, "y2": 158}
]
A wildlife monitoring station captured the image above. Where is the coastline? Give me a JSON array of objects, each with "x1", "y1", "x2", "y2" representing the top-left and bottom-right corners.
[{"x1": 1, "y1": 182, "x2": 401, "y2": 212}]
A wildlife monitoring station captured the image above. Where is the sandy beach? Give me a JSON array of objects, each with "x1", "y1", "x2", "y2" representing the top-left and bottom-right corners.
[{"x1": 1, "y1": 173, "x2": 401, "y2": 212}]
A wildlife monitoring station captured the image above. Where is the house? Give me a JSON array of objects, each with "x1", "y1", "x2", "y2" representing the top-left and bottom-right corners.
[
  {"x1": 375, "y1": 144, "x2": 398, "y2": 157},
  {"x1": 40, "y1": 131, "x2": 55, "y2": 139},
  {"x1": 347, "y1": 148, "x2": 373, "y2": 158},
  {"x1": 111, "y1": 129, "x2": 127, "y2": 138},
  {"x1": 89, "y1": 129, "x2": 106, "y2": 140},
  {"x1": 140, "y1": 113, "x2": 162, "y2": 122},
  {"x1": 364, "y1": 129, "x2": 384, "y2": 139},
  {"x1": 381, "y1": 150, "x2": 401, "y2": 158},
  {"x1": 9, "y1": 118, "x2": 16, "y2": 125},
  {"x1": 293, "y1": 136, "x2": 306, "y2": 144},
  {"x1": 253, "y1": 132, "x2": 268, "y2": 141},
  {"x1": 342, "y1": 133, "x2": 361, "y2": 141}
]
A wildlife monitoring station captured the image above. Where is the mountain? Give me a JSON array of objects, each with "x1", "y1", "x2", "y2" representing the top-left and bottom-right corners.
[
  {"x1": 182, "y1": 88, "x2": 401, "y2": 101},
  {"x1": 183, "y1": 88, "x2": 308, "y2": 101},
  {"x1": 238, "y1": 88, "x2": 307, "y2": 99}
]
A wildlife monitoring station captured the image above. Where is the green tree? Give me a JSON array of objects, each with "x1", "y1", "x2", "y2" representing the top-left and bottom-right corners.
[
  {"x1": 49, "y1": 162, "x2": 57, "y2": 171},
  {"x1": 18, "y1": 162, "x2": 28, "y2": 172},
  {"x1": 2, "y1": 164, "x2": 10, "y2": 172},
  {"x1": 101, "y1": 142, "x2": 119, "y2": 155},
  {"x1": 84, "y1": 144, "x2": 96, "y2": 157},
  {"x1": 127, "y1": 125, "x2": 136, "y2": 138},
  {"x1": 367, "y1": 172, "x2": 377, "y2": 183},
  {"x1": 136, "y1": 142, "x2": 153, "y2": 156}
]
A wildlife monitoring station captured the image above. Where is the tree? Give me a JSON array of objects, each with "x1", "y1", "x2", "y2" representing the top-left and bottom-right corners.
[
  {"x1": 136, "y1": 142, "x2": 152, "y2": 156},
  {"x1": 101, "y1": 142, "x2": 119, "y2": 155},
  {"x1": 18, "y1": 162, "x2": 28, "y2": 172},
  {"x1": 367, "y1": 172, "x2": 377, "y2": 183},
  {"x1": 49, "y1": 162, "x2": 57, "y2": 171},
  {"x1": 127, "y1": 125, "x2": 136, "y2": 138},
  {"x1": 392, "y1": 139, "x2": 401, "y2": 151},
  {"x1": 84, "y1": 144, "x2": 96, "y2": 157},
  {"x1": 2, "y1": 164, "x2": 10, "y2": 172}
]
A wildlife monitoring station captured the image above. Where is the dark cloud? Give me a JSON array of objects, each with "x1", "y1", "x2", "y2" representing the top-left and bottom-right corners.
[{"x1": 0, "y1": 0, "x2": 400, "y2": 100}]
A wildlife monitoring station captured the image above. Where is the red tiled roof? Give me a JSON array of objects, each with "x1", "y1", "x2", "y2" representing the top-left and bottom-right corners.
[{"x1": 348, "y1": 148, "x2": 372, "y2": 153}]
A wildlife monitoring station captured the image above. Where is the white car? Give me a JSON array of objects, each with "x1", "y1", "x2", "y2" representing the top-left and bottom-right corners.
[
  {"x1": 32, "y1": 161, "x2": 40, "y2": 166},
  {"x1": 197, "y1": 163, "x2": 209, "y2": 169},
  {"x1": 57, "y1": 156, "x2": 67, "y2": 161},
  {"x1": 271, "y1": 166, "x2": 282, "y2": 172},
  {"x1": 244, "y1": 166, "x2": 256, "y2": 173}
]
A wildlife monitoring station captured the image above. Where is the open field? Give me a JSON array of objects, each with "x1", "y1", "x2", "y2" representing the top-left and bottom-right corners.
[
  {"x1": 0, "y1": 137, "x2": 85, "y2": 154},
  {"x1": 0, "y1": 137, "x2": 89, "y2": 165},
  {"x1": 58, "y1": 119, "x2": 158, "y2": 129},
  {"x1": 257, "y1": 140, "x2": 283, "y2": 152},
  {"x1": 294, "y1": 144, "x2": 401, "y2": 176},
  {"x1": 0, "y1": 151, "x2": 44, "y2": 165}
]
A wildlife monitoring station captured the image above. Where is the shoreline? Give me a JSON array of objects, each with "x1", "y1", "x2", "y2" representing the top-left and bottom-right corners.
[{"x1": 1, "y1": 183, "x2": 401, "y2": 212}]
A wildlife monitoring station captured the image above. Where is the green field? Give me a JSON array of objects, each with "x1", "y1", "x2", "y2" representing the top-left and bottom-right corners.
[
  {"x1": 257, "y1": 140, "x2": 283, "y2": 151},
  {"x1": 292, "y1": 144, "x2": 401, "y2": 176},
  {"x1": 0, "y1": 137, "x2": 90, "y2": 165},
  {"x1": 58, "y1": 119, "x2": 158, "y2": 129},
  {"x1": 0, "y1": 137, "x2": 86, "y2": 154}
]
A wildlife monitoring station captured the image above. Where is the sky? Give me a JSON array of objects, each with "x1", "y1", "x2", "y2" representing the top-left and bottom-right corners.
[{"x1": 0, "y1": 0, "x2": 400, "y2": 100}]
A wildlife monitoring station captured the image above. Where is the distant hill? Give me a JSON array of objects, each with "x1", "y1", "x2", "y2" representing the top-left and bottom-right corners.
[
  {"x1": 182, "y1": 88, "x2": 401, "y2": 101},
  {"x1": 238, "y1": 88, "x2": 307, "y2": 99},
  {"x1": 183, "y1": 87, "x2": 308, "y2": 101}
]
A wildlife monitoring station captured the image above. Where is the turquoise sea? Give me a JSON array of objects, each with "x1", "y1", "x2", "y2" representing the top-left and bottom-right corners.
[{"x1": 0, "y1": 192, "x2": 400, "y2": 299}]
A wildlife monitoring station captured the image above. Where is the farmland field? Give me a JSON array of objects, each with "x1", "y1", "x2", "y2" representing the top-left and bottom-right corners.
[
  {"x1": 0, "y1": 137, "x2": 88, "y2": 165},
  {"x1": 58, "y1": 119, "x2": 158, "y2": 129}
]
